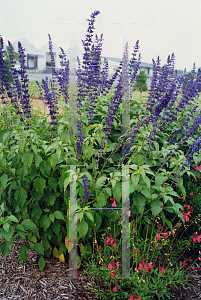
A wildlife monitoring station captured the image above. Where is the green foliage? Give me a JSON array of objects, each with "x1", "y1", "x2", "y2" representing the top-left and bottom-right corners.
[
  {"x1": 0, "y1": 82, "x2": 200, "y2": 288},
  {"x1": 133, "y1": 70, "x2": 148, "y2": 91}
]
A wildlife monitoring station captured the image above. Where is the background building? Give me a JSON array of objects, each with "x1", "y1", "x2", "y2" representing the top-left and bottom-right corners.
[{"x1": 5, "y1": 38, "x2": 185, "y2": 88}]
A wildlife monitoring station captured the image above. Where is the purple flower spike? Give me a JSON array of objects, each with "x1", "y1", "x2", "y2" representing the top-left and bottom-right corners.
[{"x1": 82, "y1": 174, "x2": 91, "y2": 204}]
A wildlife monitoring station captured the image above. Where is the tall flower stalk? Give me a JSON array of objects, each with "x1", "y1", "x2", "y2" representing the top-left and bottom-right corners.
[{"x1": 18, "y1": 41, "x2": 31, "y2": 129}]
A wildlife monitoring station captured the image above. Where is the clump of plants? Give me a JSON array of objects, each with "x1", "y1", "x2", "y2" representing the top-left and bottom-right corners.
[{"x1": 0, "y1": 10, "x2": 201, "y2": 299}]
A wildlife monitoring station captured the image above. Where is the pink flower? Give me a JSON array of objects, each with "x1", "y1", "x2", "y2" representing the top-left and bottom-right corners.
[
  {"x1": 160, "y1": 231, "x2": 171, "y2": 238},
  {"x1": 138, "y1": 263, "x2": 144, "y2": 271},
  {"x1": 147, "y1": 262, "x2": 154, "y2": 269},
  {"x1": 112, "y1": 201, "x2": 116, "y2": 207},
  {"x1": 195, "y1": 166, "x2": 199, "y2": 171},
  {"x1": 115, "y1": 262, "x2": 120, "y2": 268},
  {"x1": 113, "y1": 286, "x2": 117, "y2": 292},
  {"x1": 160, "y1": 267, "x2": 166, "y2": 274},
  {"x1": 110, "y1": 272, "x2": 115, "y2": 278},
  {"x1": 137, "y1": 298, "x2": 141, "y2": 300},
  {"x1": 113, "y1": 242, "x2": 117, "y2": 248},
  {"x1": 128, "y1": 296, "x2": 135, "y2": 300},
  {"x1": 109, "y1": 263, "x2": 113, "y2": 270},
  {"x1": 182, "y1": 211, "x2": 191, "y2": 222},
  {"x1": 106, "y1": 237, "x2": 110, "y2": 244},
  {"x1": 156, "y1": 233, "x2": 161, "y2": 240},
  {"x1": 190, "y1": 192, "x2": 194, "y2": 195},
  {"x1": 110, "y1": 238, "x2": 114, "y2": 244}
]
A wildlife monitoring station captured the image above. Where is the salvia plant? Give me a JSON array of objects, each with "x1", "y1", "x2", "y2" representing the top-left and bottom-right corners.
[{"x1": 0, "y1": 10, "x2": 201, "y2": 300}]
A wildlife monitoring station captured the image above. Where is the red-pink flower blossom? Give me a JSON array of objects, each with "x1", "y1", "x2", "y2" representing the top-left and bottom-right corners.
[
  {"x1": 113, "y1": 286, "x2": 117, "y2": 292},
  {"x1": 156, "y1": 233, "x2": 161, "y2": 240},
  {"x1": 112, "y1": 201, "x2": 116, "y2": 207},
  {"x1": 138, "y1": 263, "x2": 144, "y2": 271},
  {"x1": 160, "y1": 267, "x2": 166, "y2": 274}
]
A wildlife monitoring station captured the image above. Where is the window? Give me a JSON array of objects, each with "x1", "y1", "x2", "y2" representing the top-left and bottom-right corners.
[
  {"x1": 27, "y1": 54, "x2": 38, "y2": 69},
  {"x1": 46, "y1": 52, "x2": 56, "y2": 68}
]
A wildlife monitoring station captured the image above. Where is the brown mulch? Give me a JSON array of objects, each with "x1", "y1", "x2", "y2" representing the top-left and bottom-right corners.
[{"x1": 0, "y1": 236, "x2": 201, "y2": 300}]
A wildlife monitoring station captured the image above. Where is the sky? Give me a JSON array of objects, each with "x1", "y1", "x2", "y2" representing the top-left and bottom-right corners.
[{"x1": 1, "y1": 0, "x2": 201, "y2": 72}]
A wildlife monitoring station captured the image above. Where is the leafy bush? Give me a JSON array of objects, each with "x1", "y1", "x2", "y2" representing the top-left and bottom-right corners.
[
  {"x1": 133, "y1": 70, "x2": 148, "y2": 91},
  {"x1": 0, "y1": 10, "x2": 201, "y2": 299}
]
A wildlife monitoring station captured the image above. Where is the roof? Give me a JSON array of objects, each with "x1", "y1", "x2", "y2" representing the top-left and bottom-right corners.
[{"x1": 101, "y1": 56, "x2": 153, "y2": 69}]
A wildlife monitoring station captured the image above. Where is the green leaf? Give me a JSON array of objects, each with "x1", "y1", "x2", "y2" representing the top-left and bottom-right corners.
[
  {"x1": 48, "y1": 177, "x2": 57, "y2": 193},
  {"x1": 14, "y1": 187, "x2": 27, "y2": 209},
  {"x1": 56, "y1": 148, "x2": 61, "y2": 161},
  {"x1": 96, "y1": 176, "x2": 106, "y2": 188},
  {"x1": 141, "y1": 188, "x2": 151, "y2": 199},
  {"x1": 133, "y1": 153, "x2": 144, "y2": 165},
  {"x1": 40, "y1": 215, "x2": 51, "y2": 231},
  {"x1": 111, "y1": 179, "x2": 116, "y2": 189},
  {"x1": 3, "y1": 223, "x2": 9, "y2": 233},
  {"x1": 16, "y1": 224, "x2": 25, "y2": 232},
  {"x1": 33, "y1": 176, "x2": 46, "y2": 194},
  {"x1": 31, "y1": 144, "x2": 38, "y2": 155},
  {"x1": 0, "y1": 173, "x2": 8, "y2": 190},
  {"x1": 160, "y1": 210, "x2": 166, "y2": 226},
  {"x1": 51, "y1": 222, "x2": 60, "y2": 236},
  {"x1": 155, "y1": 174, "x2": 167, "y2": 186},
  {"x1": 172, "y1": 203, "x2": 183, "y2": 214},
  {"x1": 94, "y1": 193, "x2": 107, "y2": 208},
  {"x1": 39, "y1": 161, "x2": 51, "y2": 177},
  {"x1": 94, "y1": 212, "x2": 102, "y2": 233},
  {"x1": 47, "y1": 193, "x2": 56, "y2": 206},
  {"x1": 113, "y1": 184, "x2": 121, "y2": 202},
  {"x1": 38, "y1": 255, "x2": 46, "y2": 271},
  {"x1": 131, "y1": 174, "x2": 140, "y2": 191},
  {"x1": 77, "y1": 220, "x2": 88, "y2": 239},
  {"x1": 151, "y1": 200, "x2": 163, "y2": 218},
  {"x1": 49, "y1": 213, "x2": 55, "y2": 223},
  {"x1": 132, "y1": 194, "x2": 146, "y2": 215},
  {"x1": 21, "y1": 219, "x2": 38, "y2": 231},
  {"x1": 31, "y1": 206, "x2": 42, "y2": 223},
  {"x1": 84, "y1": 144, "x2": 94, "y2": 160},
  {"x1": 175, "y1": 177, "x2": 186, "y2": 199},
  {"x1": 0, "y1": 241, "x2": 11, "y2": 257},
  {"x1": 165, "y1": 218, "x2": 173, "y2": 233},
  {"x1": 3, "y1": 132, "x2": 10, "y2": 144},
  {"x1": 163, "y1": 195, "x2": 174, "y2": 205},
  {"x1": 54, "y1": 210, "x2": 65, "y2": 221},
  {"x1": 153, "y1": 141, "x2": 159, "y2": 153},
  {"x1": 84, "y1": 211, "x2": 94, "y2": 223},
  {"x1": 34, "y1": 243, "x2": 45, "y2": 255},
  {"x1": 63, "y1": 177, "x2": 69, "y2": 193},
  {"x1": 77, "y1": 210, "x2": 84, "y2": 222},
  {"x1": 151, "y1": 193, "x2": 158, "y2": 200},
  {"x1": 17, "y1": 230, "x2": 27, "y2": 239},
  {"x1": 19, "y1": 244, "x2": 28, "y2": 262},
  {"x1": 21, "y1": 152, "x2": 34, "y2": 169},
  {"x1": 18, "y1": 139, "x2": 26, "y2": 152},
  {"x1": 50, "y1": 153, "x2": 58, "y2": 170},
  {"x1": 86, "y1": 124, "x2": 97, "y2": 135},
  {"x1": 6, "y1": 215, "x2": 19, "y2": 223},
  {"x1": 35, "y1": 155, "x2": 42, "y2": 168},
  {"x1": 142, "y1": 176, "x2": 150, "y2": 190}
]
